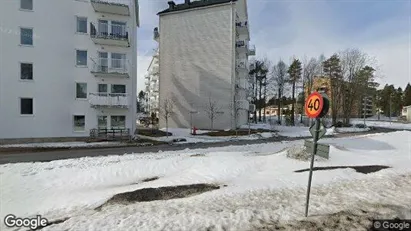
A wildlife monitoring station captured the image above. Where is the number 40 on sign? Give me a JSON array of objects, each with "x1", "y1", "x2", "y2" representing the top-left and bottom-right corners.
[{"x1": 305, "y1": 92, "x2": 329, "y2": 119}]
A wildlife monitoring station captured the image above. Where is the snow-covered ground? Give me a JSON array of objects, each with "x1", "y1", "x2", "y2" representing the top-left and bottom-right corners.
[
  {"x1": 350, "y1": 119, "x2": 411, "y2": 130},
  {"x1": 1, "y1": 131, "x2": 410, "y2": 230},
  {"x1": 0, "y1": 141, "x2": 123, "y2": 148},
  {"x1": 153, "y1": 128, "x2": 277, "y2": 143}
]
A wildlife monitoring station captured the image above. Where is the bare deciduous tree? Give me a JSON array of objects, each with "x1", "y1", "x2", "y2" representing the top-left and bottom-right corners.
[
  {"x1": 159, "y1": 98, "x2": 174, "y2": 138},
  {"x1": 204, "y1": 97, "x2": 223, "y2": 131},
  {"x1": 270, "y1": 60, "x2": 288, "y2": 125},
  {"x1": 339, "y1": 48, "x2": 375, "y2": 124}
]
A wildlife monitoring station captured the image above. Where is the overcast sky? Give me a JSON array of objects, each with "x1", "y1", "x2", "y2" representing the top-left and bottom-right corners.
[{"x1": 136, "y1": 0, "x2": 411, "y2": 92}]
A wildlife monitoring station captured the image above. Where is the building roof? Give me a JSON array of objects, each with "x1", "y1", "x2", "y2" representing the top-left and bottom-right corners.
[{"x1": 158, "y1": 0, "x2": 237, "y2": 15}]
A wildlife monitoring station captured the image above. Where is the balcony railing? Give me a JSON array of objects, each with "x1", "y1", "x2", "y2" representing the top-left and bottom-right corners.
[
  {"x1": 248, "y1": 45, "x2": 256, "y2": 56},
  {"x1": 90, "y1": 22, "x2": 129, "y2": 47},
  {"x1": 89, "y1": 93, "x2": 129, "y2": 108},
  {"x1": 90, "y1": 58, "x2": 130, "y2": 78},
  {"x1": 236, "y1": 40, "x2": 249, "y2": 54},
  {"x1": 90, "y1": 0, "x2": 130, "y2": 16}
]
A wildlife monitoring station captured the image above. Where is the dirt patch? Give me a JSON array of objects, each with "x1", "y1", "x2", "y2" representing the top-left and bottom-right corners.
[
  {"x1": 136, "y1": 129, "x2": 172, "y2": 137},
  {"x1": 141, "y1": 176, "x2": 159, "y2": 182},
  {"x1": 295, "y1": 165, "x2": 390, "y2": 174},
  {"x1": 96, "y1": 183, "x2": 220, "y2": 210},
  {"x1": 190, "y1": 154, "x2": 206, "y2": 157},
  {"x1": 286, "y1": 145, "x2": 326, "y2": 162}
]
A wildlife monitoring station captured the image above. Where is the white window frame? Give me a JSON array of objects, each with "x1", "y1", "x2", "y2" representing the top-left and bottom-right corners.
[
  {"x1": 19, "y1": 62, "x2": 33, "y2": 81},
  {"x1": 76, "y1": 16, "x2": 88, "y2": 34},
  {"x1": 19, "y1": 97, "x2": 34, "y2": 116},
  {"x1": 75, "y1": 82, "x2": 88, "y2": 99},
  {"x1": 20, "y1": 0, "x2": 33, "y2": 11},
  {"x1": 73, "y1": 115, "x2": 86, "y2": 132},
  {"x1": 20, "y1": 27, "x2": 34, "y2": 46},
  {"x1": 75, "y1": 49, "x2": 88, "y2": 67}
]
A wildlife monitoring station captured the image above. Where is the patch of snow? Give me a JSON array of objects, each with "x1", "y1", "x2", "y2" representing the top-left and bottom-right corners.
[{"x1": 1, "y1": 131, "x2": 411, "y2": 230}]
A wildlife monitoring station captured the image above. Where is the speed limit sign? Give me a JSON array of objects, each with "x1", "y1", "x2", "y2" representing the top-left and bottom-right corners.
[{"x1": 305, "y1": 92, "x2": 329, "y2": 119}]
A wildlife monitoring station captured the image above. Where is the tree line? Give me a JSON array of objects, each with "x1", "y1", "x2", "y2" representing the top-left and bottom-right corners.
[{"x1": 249, "y1": 48, "x2": 411, "y2": 126}]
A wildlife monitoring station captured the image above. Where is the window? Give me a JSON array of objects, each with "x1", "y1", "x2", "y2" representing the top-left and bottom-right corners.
[
  {"x1": 98, "y1": 84, "x2": 107, "y2": 96},
  {"x1": 76, "y1": 83, "x2": 87, "y2": 99},
  {"x1": 76, "y1": 50, "x2": 87, "y2": 66},
  {"x1": 20, "y1": 0, "x2": 33, "y2": 10},
  {"x1": 20, "y1": 98, "x2": 33, "y2": 115},
  {"x1": 111, "y1": 53, "x2": 126, "y2": 69},
  {"x1": 111, "y1": 21, "x2": 126, "y2": 36},
  {"x1": 20, "y1": 63, "x2": 33, "y2": 80},
  {"x1": 111, "y1": 84, "x2": 126, "y2": 94},
  {"x1": 111, "y1": 116, "x2": 125, "y2": 129},
  {"x1": 76, "y1": 17, "x2": 87, "y2": 33},
  {"x1": 98, "y1": 20, "x2": 108, "y2": 35},
  {"x1": 98, "y1": 116, "x2": 107, "y2": 129},
  {"x1": 73, "y1": 115, "x2": 85, "y2": 131},
  {"x1": 20, "y1": 28, "x2": 33, "y2": 45},
  {"x1": 98, "y1": 52, "x2": 108, "y2": 72}
]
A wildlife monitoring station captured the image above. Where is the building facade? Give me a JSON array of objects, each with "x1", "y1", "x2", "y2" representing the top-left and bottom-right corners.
[
  {"x1": 156, "y1": 0, "x2": 255, "y2": 130},
  {"x1": 144, "y1": 40, "x2": 160, "y2": 116},
  {"x1": 0, "y1": 0, "x2": 139, "y2": 141}
]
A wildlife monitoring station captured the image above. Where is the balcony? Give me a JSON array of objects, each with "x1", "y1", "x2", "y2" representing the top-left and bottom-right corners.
[
  {"x1": 236, "y1": 60, "x2": 248, "y2": 72},
  {"x1": 150, "y1": 65, "x2": 159, "y2": 75},
  {"x1": 91, "y1": 0, "x2": 130, "y2": 16},
  {"x1": 236, "y1": 21, "x2": 248, "y2": 35},
  {"x1": 248, "y1": 45, "x2": 256, "y2": 56},
  {"x1": 236, "y1": 40, "x2": 248, "y2": 54},
  {"x1": 89, "y1": 93, "x2": 129, "y2": 108},
  {"x1": 90, "y1": 22, "x2": 129, "y2": 47},
  {"x1": 90, "y1": 58, "x2": 130, "y2": 78},
  {"x1": 235, "y1": 78, "x2": 247, "y2": 90}
]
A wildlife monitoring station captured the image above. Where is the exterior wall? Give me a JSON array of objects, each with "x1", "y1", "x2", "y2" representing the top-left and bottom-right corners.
[
  {"x1": 0, "y1": 0, "x2": 138, "y2": 139},
  {"x1": 145, "y1": 50, "x2": 160, "y2": 115},
  {"x1": 159, "y1": 3, "x2": 235, "y2": 130}
]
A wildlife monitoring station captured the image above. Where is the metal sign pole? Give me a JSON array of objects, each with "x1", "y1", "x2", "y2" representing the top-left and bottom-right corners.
[{"x1": 305, "y1": 117, "x2": 321, "y2": 217}]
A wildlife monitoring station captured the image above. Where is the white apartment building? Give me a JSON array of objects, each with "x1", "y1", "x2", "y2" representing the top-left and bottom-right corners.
[
  {"x1": 144, "y1": 46, "x2": 160, "y2": 116},
  {"x1": 157, "y1": 0, "x2": 255, "y2": 130},
  {"x1": 0, "y1": 0, "x2": 139, "y2": 141}
]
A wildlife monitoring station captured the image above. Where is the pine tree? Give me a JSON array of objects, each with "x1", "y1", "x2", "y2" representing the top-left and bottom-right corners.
[
  {"x1": 287, "y1": 59, "x2": 302, "y2": 126},
  {"x1": 323, "y1": 54, "x2": 343, "y2": 124},
  {"x1": 403, "y1": 83, "x2": 411, "y2": 106}
]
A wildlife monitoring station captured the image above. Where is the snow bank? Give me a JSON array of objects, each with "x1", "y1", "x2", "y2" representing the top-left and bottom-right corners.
[
  {"x1": 350, "y1": 119, "x2": 411, "y2": 130},
  {"x1": 1, "y1": 131, "x2": 410, "y2": 230}
]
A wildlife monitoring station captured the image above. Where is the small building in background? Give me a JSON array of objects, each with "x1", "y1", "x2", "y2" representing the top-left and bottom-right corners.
[{"x1": 402, "y1": 105, "x2": 411, "y2": 122}]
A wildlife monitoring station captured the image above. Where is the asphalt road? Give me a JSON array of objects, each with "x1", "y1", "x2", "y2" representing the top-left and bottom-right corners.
[{"x1": 0, "y1": 127, "x2": 400, "y2": 164}]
